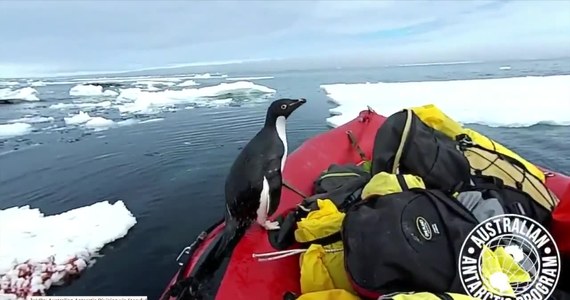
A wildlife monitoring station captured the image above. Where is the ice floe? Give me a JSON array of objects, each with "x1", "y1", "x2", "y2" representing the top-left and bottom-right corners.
[
  {"x1": 0, "y1": 88, "x2": 40, "y2": 102},
  {"x1": 134, "y1": 80, "x2": 176, "y2": 89},
  {"x1": 177, "y1": 80, "x2": 199, "y2": 87},
  {"x1": 115, "y1": 81, "x2": 275, "y2": 114},
  {"x1": 69, "y1": 84, "x2": 119, "y2": 97},
  {"x1": 0, "y1": 200, "x2": 137, "y2": 299},
  {"x1": 61, "y1": 111, "x2": 158, "y2": 132},
  {"x1": 321, "y1": 75, "x2": 570, "y2": 128},
  {"x1": 0, "y1": 123, "x2": 33, "y2": 139},
  {"x1": 63, "y1": 111, "x2": 92, "y2": 126},
  {"x1": 186, "y1": 73, "x2": 227, "y2": 79},
  {"x1": 29, "y1": 81, "x2": 46, "y2": 87},
  {"x1": 84, "y1": 117, "x2": 115, "y2": 131},
  {"x1": 225, "y1": 76, "x2": 274, "y2": 81},
  {"x1": 0, "y1": 81, "x2": 20, "y2": 86},
  {"x1": 7, "y1": 117, "x2": 54, "y2": 124},
  {"x1": 50, "y1": 101, "x2": 112, "y2": 110}
]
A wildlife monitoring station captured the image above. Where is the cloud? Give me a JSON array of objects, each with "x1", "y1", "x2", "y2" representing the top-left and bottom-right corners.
[{"x1": 0, "y1": 0, "x2": 568, "y2": 77}]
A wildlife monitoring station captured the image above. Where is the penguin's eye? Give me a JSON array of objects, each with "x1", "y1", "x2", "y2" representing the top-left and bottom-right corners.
[{"x1": 280, "y1": 104, "x2": 287, "y2": 110}]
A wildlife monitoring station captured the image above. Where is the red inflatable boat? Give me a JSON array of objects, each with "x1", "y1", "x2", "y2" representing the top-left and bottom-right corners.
[{"x1": 160, "y1": 109, "x2": 570, "y2": 300}]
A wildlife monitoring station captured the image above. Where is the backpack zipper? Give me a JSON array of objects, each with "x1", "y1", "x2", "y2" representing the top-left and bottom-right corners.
[{"x1": 318, "y1": 172, "x2": 361, "y2": 180}]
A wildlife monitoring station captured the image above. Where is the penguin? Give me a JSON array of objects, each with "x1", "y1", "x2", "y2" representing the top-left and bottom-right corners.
[
  {"x1": 186, "y1": 98, "x2": 306, "y2": 294},
  {"x1": 225, "y1": 98, "x2": 306, "y2": 230},
  {"x1": 215, "y1": 99, "x2": 306, "y2": 251}
]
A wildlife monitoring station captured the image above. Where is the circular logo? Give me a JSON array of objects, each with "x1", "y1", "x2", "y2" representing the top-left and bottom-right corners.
[
  {"x1": 458, "y1": 214, "x2": 560, "y2": 300},
  {"x1": 416, "y1": 216, "x2": 433, "y2": 240}
]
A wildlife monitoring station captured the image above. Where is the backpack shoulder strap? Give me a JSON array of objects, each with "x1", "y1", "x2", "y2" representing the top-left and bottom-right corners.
[{"x1": 392, "y1": 108, "x2": 413, "y2": 174}]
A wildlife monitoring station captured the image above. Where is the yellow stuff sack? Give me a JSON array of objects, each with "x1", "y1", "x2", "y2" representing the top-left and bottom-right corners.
[
  {"x1": 379, "y1": 292, "x2": 477, "y2": 300},
  {"x1": 361, "y1": 171, "x2": 426, "y2": 200},
  {"x1": 410, "y1": 104, "x2": 545, "y2": 182},
  {"x1": 296, "y1": 289, "x2": 360, "y2": 300},
  {"x1": 294, "y1": 199, "x2": 356, "y2": 296}
]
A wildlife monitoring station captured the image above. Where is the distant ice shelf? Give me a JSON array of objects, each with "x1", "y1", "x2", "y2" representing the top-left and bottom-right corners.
[{"x1": 321, "y1": 75, "x2": 570, "y2": 128}]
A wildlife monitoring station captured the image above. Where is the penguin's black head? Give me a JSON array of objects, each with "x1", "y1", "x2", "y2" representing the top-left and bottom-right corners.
[{"x1": 267, "y1": 98, "x2": 306, "y2": 119}]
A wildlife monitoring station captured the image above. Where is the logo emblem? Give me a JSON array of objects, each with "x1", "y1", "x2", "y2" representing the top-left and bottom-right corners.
[
  {"x1": 416, "y1": 216, "x2": 433, "y2": 240},
  {"x1": 458, "y1": 214, "x2": 560, "y2": 299}
]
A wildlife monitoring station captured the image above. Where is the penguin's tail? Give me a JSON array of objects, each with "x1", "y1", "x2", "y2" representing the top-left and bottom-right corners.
[
  {"x1": 212, "y1": 217, "x2": 242, "y2": 260},
  {"x1": 190, "y1": 217, "x2": 243, "y2": 283}
]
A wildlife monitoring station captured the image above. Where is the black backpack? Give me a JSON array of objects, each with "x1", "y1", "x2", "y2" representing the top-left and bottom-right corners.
[
  {"x1": 268, "y1": 163, "x2": 370, "y2": 250},
  {"x1": 370, "y1": 109, "x2": 553, "y2": 226},
  {"x1": 371, "y1": 109, "x2": 471, "y2": 193},
  {"x1": 342, "y1": 188, "x2": 478, "y2": 298}
]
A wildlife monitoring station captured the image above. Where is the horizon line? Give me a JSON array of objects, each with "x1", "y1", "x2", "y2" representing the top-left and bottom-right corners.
[{"x1": 2, "y1": 56, "x2": 570, "y2": 80}]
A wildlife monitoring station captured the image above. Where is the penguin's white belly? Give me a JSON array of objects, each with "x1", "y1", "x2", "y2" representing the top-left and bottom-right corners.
[
  {"x1": 256, "y1": 176, "x2": 271, "y2": 225},
  {"x1": 275, "y1": 116, "x2": 288, "y2": 171},
  {"x1": 256, "y1": 176, "x2": 280, "y2": 230}
]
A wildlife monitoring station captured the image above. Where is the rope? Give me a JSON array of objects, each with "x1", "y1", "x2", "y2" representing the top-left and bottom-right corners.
[
  {"x1": 346, "y1": 130, "x2": 367, "y2": 161},
  {"x1": 283, "y1": 180, "x2": 308, "y2": 198},
  {"x1": 252, "y1": 248, "x2": 344, "y2": 261}
]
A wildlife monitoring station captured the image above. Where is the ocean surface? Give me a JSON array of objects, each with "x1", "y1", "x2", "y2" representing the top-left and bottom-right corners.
[{"x1": 1, "y1": 58, "x2": 570, "y2": 299}]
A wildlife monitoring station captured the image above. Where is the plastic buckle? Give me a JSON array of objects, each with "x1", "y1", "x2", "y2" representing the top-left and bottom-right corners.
[
  {"x1": 456, "y1": 134, "x2": 474, "y2": 151},
  {"x1": 460, "y1": 135, "x2": 473, "y2": 146}
]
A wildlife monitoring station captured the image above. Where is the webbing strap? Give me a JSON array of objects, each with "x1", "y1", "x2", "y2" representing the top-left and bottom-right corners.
[
  {"x1": 435, "y1": 293, "x2": 455, "y2": 300},
  {"x1": 465, "y1": 147, "x2": 557, "y2": 209},
  {"x1": 471, "y1": 143, "x2": 530, "y2": 174},
  {"x1": 396, "y1": 174, "x2": 409, "y2": 191},
  {"x1": 456, "y1": 135, "x2": 557, "y2": 210},
  {"x1": 346, "y1": 130, "x2": 367, "y2": 161},
  {"x1": 393, "y1": 109, "x2": 412, "y2": 174},
  {"x1": 298, "y1": 231, "x2": 342, "y2": 248},
  {"x1": 282, "y1": 179, "x2": 308, "y2": 199}
]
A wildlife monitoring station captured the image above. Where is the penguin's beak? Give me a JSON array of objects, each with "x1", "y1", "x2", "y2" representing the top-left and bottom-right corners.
[{"x1": 290, "y1": 98, "x2": 307, "y2": 107}]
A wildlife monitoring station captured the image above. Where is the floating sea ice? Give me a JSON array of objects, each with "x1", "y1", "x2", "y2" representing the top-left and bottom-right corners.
[
  {"x1": 84, "y1": 117, "x2": 115, "y2": 131},
  {"x1": 0, "y1": 200, "x2": 137, "y2": 299},
  {"x1": 63, "y1": 111, "x2": 92, "y2": 125},
  {"x1": 0, "y1": 87, "x2": 40, "y2": 102},
  {"x1": 7, "y1": 116, "x2": 54, "y2": 124},
  {"x1": 69, "y1": 84, "x2": 118, "y2": 97},
  {"x1": 0, "y1": 123, "x2": 33, "y2": 139},
  {"x1": 177, "y1": 80, "x2": 199, "y2": 87},
  {"x1": 115, "y1": 80, "x2": 276, "y2": 114}
]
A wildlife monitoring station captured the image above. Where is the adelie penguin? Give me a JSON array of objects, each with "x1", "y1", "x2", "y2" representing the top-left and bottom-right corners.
[
  {"x1": 226, "y1": 98, "x2": 306, "y2": 228},
  {"x1": 215, "y1": 98, "x2": 306, "y2": 255},
  {"x1": 185, "y1": 98, "x2": 306, "y2": 295}
]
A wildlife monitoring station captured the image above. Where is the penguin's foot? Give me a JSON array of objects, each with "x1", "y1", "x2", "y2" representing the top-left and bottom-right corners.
[{"x1": 263, "y1": 220, "x2": 280, "y2": 231}]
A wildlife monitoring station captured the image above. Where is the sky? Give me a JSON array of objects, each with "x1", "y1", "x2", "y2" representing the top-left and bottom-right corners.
[{"x1": 0, "y1": 0, "x2": 569, "y2": 77}]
